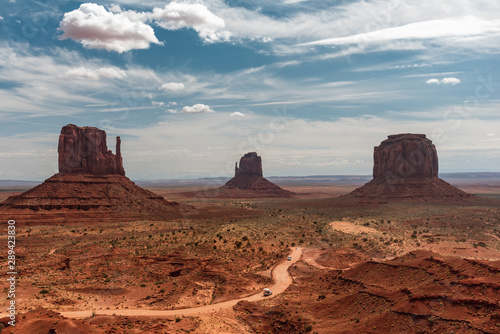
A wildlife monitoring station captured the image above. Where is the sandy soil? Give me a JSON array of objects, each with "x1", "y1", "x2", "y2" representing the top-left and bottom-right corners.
[
  {"x1": 1, "y1": 181, "x2": 499, "y2": 333},
  {"x1": 55, "y1": 247, "x2": 302, "y2": 319},
  {"x1": 330, "y1": 221, "x2": 380, "y2": 234}
]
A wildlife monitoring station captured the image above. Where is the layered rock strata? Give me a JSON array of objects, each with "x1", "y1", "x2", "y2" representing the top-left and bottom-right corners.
[
  {"x1": 58, "y1": 124, "x2": 125, "y2": 175},
  {"x1": 348, "y1": 134, "x2": 472, "y2": 200},
  {"x1": 220, "y1": 152, "x2": 293, "y2": 197},
  {"x1": 0, "y1": 124, "x2": 191, "y2": 223}
]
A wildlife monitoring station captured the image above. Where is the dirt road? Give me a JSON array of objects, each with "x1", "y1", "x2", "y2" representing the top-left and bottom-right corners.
[{"x1": 57, "y1": 247, "x2": 303, "y2": 319}]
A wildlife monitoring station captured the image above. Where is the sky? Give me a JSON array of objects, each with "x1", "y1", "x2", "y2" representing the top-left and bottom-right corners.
[{"x1": 1, "y1": 0, "x2": 500, "y2": 181}]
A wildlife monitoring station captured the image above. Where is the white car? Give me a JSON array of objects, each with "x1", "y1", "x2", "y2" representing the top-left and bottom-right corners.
[
  {"x1": 263, "y1": 288, "x2": 272, "y2": 296},
  {"x1": 287, "y1": 256, "x2": 292, "y2": 261}
]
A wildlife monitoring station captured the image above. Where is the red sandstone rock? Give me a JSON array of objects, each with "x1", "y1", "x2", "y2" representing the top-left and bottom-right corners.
[
  {"x1": 221, "y1": 152, "x2": 293, "y2": 197},
  {"x1": 348, "y1": 134, "x2": 472, "y2": 200},
  {"x1": 373, "y1": 134, "x2": 438, "y2": 178},
  {"x1": 235, "y1": 152, "x2": 263, "y2": 177},
  {"x1": 0, "y1": 124, "x2": 193, "y2": 223},
  {"x1": 58, "y1": 124, "x2": 125, "y2": 175}
]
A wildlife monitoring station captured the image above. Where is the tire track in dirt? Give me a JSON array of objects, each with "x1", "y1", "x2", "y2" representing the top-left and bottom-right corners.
[{"x1": 57, "y1": 247, "x2": 303, "y2": 319}]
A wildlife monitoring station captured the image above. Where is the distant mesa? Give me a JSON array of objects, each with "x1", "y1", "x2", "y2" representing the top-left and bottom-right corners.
[
  {"x1": 0, "y1": 124, "x2": 192, "y2": 223},
  {"x1": 347, "y1": 133, "x2": 473, "y2": 200},
  {"x1": 219, "y1": 152, "x2": 294, "y2": 198}
]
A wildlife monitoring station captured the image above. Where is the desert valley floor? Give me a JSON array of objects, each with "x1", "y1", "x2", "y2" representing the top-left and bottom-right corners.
[{"x1": 0, "y1": 178, "x2": 499, "y2": 334}]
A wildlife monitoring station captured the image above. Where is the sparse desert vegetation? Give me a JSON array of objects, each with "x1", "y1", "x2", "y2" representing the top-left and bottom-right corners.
[{"x1": 1, "y1": 180, "x2": 499, "y2": 333}]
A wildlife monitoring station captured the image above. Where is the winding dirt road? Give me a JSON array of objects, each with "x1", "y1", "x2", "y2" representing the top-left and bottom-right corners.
[{"x1": 57, "y1": 247, "x2": 303, "y2": 319}]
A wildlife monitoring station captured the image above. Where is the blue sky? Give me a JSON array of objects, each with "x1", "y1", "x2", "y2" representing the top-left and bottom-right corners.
[{"x1": 1, "y1": 0, "x2": 500, "y2": 180}]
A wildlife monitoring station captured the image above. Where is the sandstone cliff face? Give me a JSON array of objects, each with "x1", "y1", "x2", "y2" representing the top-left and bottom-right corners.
[
  {"x1": 0, "y1": 124, "x2": 192, "y2": 223},
  {"x1": 348, "y1": 133, "x2": 472, "y2": 201},
  {"x1": 222, "y1": 152, "x2": 293, "y2": 197},
  {"x1": 373, "y1": 134, "x2": 438, "y2": 178},
  {"x1": 58, "y1": 124, "x2": 125, "y2": 175},
  {"x1": 235, "y1": 152, "x2": 263, "y2": 177}
]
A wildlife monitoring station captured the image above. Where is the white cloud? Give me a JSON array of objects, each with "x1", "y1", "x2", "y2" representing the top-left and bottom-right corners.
[
  {"x1": 426, "y1": 78, "x2": 441, "y2": 85},
  {"x1": 0, "y1": 16, "x2": 4, "y2": 21},
  {"x1": 181, "y1": 103, "x2": 215, "y2": 113},
  {"x1": 151, "y1": 2, "x2": 229, "y2": 42},
  {"x1": 108, "y1": 4, "x2": 122, "y2": 13},
  {"x1": 230, "y1": 111, "x2": 245, "y2": 117},
  {"x1": 300, "y1": 16, "x2": 500, "y2": 47},
  {"x1": 426, "y1": 77, "x2": 461, "y2": 85},
  {"x1": 282, "y1": 0, "x2": 307, "y2": 4},
  {"x1": 159, "y1": 82, "x2": 185, "y2": 91},
  {"x1": 58, "y1": 1, "x2": 500, "y2": 56},
  {"x1": 441, "y1": 77, "x2": 462, "y2": 85},
  {"x1": 59, "y1": 3, "x2": 161, "y2": 53},
  {"x1": 62, "y1": 67, "x2": 127, "y2": 80},
  {"x1": 107, "y1": 109, "x2": 500, "y2": 180},
  {"x1": 152, "y1": 101, "x2": 165, "y2": 106}
]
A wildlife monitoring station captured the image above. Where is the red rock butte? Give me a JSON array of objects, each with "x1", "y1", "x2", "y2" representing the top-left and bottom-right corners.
[
  {"x1": 0, "y1": 124, "x2": 192, "y2": 224},
  {"x1": 58, "y1": 124, "x2": 125, "y2": 175},
  {"x1": 219, "y1": 152, "x2": 293, "y2": 198},
  {"x1": 348, "y1": 134, "x2": 473, "y2": 200}
]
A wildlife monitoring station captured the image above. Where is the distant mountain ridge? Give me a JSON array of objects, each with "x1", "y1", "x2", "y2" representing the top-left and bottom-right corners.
[{"x1": 1, "y1": 172, "x2": 500, "y2": 189}]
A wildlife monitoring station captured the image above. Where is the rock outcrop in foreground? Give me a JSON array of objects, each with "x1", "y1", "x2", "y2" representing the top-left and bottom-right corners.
[
  {"x1": 220, "y1": 152, "x2": 293, "y2": 198},
  {"x1": 0, "y1": 124, "x2": 191, "y2": 224},
  {"x1": 348, "y1": 134, "x2": 472, "y2": 200}
]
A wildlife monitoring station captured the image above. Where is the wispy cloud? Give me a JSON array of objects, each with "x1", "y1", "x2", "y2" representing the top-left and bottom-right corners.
[
  {"x1": 159, "y1": 82, "x2": 185, "y2": 91},
  {"x1": 300, "y1": 16, "x2": 500, "y2": 47},
  {"x1": 62, "y1": 67, "x2": 127, "y2": 80}
]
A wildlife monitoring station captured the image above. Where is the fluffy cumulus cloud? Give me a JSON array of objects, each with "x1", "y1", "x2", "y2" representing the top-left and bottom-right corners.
[
  {"x1": 441, "y1": 77, "x2": 462, "y2": 85},
  {"x1": 62, "y1": 67, "x2": 127, "y2": 80},
  {"x1": 159, "y1": 82, "x2": 185, "y2": 91},
  {"x1": 151, "y1": 2, "x2": 229, "y2": 42},
  {"x1": 59, "y1": 3, "x2": 161, "y2": 53},
  {"x1": 426, "y1": 77, "x2": 461, "y2": 85},
  {"x1": 59, "y1": 2, "x2": 228, "y2": 51},
  {"x1": 181, "y1": 103, "x2": 214, "y2": 113}
]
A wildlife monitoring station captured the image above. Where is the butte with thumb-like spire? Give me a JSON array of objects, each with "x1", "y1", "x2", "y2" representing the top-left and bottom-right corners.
[
  {"x1": 0, "y1": 124, "x2": 193, "y2": 224},
  {"x1": 218, "y1": 152, "x2": 294, "y2": 198}
]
